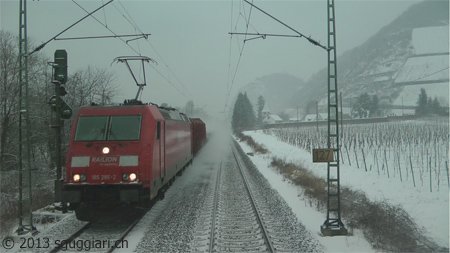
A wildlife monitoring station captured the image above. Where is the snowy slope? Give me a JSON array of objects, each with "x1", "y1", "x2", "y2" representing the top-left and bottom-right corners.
[
  {"x1": 394, "y1": 55, "x2": 449, "y2": 84},
  {"x1": 393, "y1": 81, "x2": 449, "y2": 107},
  {"x1": 239, "y1": 129, "x2": 449, "y2": 249},
  {"x1": 412, "y1": 26, "x2": 449, "y2": 55}
]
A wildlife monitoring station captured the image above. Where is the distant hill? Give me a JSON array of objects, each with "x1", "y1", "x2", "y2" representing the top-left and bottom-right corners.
[
  {"x1": 287, "y1": 0, "x2": 449, "y2": 114},
  {"x1": 237, "y1": 72, "x2": 304, "y2": 114}
]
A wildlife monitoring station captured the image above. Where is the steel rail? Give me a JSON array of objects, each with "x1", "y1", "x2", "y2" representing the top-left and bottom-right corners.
[
  {"x1": 231, "y1": 145, "x2": 276, "y2": 252},
  {"x1": 49, "y1": 222, "x2": 92, "y2": 253},
  {"x1": 50, "y1": 209, "x2": 147, "y2": 253},
  {"x1": 107, "y1": 210, "x2": 148, "y2": 253},
  {"x1": 208, "y1": 162, "x2": 222, "y2": 252}
]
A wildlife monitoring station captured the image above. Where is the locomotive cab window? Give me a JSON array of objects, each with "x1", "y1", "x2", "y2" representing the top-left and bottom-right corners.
[
  {"x1": 74, "y1": 115, "x2": 142, "y2": 141},
  {"x1": 156, "y1": 121, "x2": 160, "y2": 140},
  {"x1": 109, "y1": 115, "x2": 142, "y2": 141},
  {"x1": 74, "y1": 116, "x2": 109, "y2": 141}
]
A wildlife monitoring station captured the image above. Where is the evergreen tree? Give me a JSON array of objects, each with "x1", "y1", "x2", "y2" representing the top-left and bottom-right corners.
[
  {"x1": 231, "y1": 92, "x2": 256, "y2": 133},
  {"x1": 351, "y1": 93, "x2": 371, "y2": 118},
  {"x1": 427, "y1": 97, "x2": 433, "y2": 114},
  {"x1": 415, "y1": 88, "x2": 428, "y2": 115},
  {"x1": 369, "y1": 95, "x2": 381, "y2": 117},
  {"x1": 231, "y1": 93, "x2": 244, "y2": 132},
  {"x1": 257, "y1": 95, "x2": 265, "y2": 125},
  {"x1": 242, "y1": 93, "x2": 256, "y2": 128},
  {"x1": 430, "y1": 96, "x2": 442, "y2": 114}
]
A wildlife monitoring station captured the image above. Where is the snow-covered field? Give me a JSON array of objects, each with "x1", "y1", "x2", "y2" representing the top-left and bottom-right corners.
[
  {"x1": 239, "y1": 126, "x2": 449, "y2": 250},
  {"x1": 393, "y1": 81, "x2": 449, "y2": 107},
  {"x1": 2, "y1": 120, "x2": 447, "y2": 252}
]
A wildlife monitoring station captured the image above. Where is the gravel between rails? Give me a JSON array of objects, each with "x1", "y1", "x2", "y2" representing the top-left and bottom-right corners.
[{"x1": 190, "y1": 141, "x2": 323, "y2": 252}]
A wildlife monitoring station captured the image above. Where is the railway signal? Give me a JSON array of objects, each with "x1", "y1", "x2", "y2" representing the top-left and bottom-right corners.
[
  {"x1": 54, "y1": 50, "x2": 67, "y2": 84},
  {"x1": 48, "y1": 95, "x2": 72, "y2": 120},
  {"x1": 50, "y1": 50, "x2": 71, "y2": 213}
]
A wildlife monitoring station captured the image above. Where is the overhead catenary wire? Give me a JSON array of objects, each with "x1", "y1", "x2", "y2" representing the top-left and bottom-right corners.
[
  {"x1": 72, "y1": 0, "x2": 194, "y2": 103},
  {"x1": 54, "y1": 34, "x2": 150, "y2": 41},
  {"x1": 224, "y1": 0, "x2": 256, "y2": 114},
  {"x1": 224, "y1": 0, "x2": 248, "y2": 113},
  {"x1": 242, "y1": 0, "x2": 328, "y2": 51},
  {"x1": 113, "y1": 0, "x2": 195, "y2": 100},
  {"x1": 29, "y1": 0, "x2": 115, "y2": 56},
  {"x1": 101, "y1": 0, "x2": 108, "y2": 27},
  {"x1": 224, "y1": 0, "x2": 332, "y2": 114},
  {"x1": 71, "y1": 0, "x2": 141, "y2": 56}
]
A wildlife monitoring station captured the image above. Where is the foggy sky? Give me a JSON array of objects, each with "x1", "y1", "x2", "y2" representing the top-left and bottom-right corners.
[{"x1": 1, "y1": 0, "x2": 423, "y2": 118}]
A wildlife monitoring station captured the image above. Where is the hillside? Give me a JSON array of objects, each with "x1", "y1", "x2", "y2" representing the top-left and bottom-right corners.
[
  {"x1": 237, "y1": 73, "x2": 304, "y2": 114},
  {"x1": 287, "y1": 0, "x2": 449, "y2": 114}
]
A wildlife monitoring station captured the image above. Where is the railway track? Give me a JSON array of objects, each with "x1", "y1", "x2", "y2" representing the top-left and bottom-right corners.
[
  {"x1": 192, "y1": 141, "x2": 319, "y2": 252},
  {"x1": 49, "y1": 208, "x2": 147, "y2": 252}
]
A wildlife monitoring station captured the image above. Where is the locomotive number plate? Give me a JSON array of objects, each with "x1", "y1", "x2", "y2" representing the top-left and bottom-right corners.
[
  {"x1": 92, "y1": 174, "x2": 117, "y2": 181},
  {"x1": 312, "y1": 149, "x2": 334, "y2": 163}
]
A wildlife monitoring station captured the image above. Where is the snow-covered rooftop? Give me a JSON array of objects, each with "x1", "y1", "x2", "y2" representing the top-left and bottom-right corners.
[{"x1": 269, "y1": 114, "x2": 283, "y2": 121}]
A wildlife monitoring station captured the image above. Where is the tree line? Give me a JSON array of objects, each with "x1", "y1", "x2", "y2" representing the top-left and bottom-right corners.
[
  {"x1": 415, "y1": 88, "x2": 446, "y2": 116},
  {"x1": 232, "y1": 93, "x2": 268, "y2": 133},
  {"x1": 351, "y1": 93, "x2": 381, "y2": 118}
]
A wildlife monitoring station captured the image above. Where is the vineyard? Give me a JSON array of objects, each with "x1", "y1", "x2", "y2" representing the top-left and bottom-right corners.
[{"x1": 263, "y1": 119, "x2": 449, "y2": 192}]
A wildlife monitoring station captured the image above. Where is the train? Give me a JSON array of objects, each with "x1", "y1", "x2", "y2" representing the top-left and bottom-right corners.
[{"x1": 61, "y1": 99, "x2": 206, "y2": 220}]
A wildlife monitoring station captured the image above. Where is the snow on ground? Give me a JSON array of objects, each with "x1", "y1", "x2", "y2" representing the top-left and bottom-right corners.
[
  {"x1": 394, "y1": 55, "x2": 449, "y2": 84},
  {"x1": 393, "y1": 82, "x2": 449, "y2": 107},
  {"x1": 238, "y1": 129, "x2": 449, "y2": 249},
  {"x1": 412, "y1": 26, "x2": 449, "y2": 55},
  {"x1": 237, "y1": 138, "x2": 374, "y2": 252}
]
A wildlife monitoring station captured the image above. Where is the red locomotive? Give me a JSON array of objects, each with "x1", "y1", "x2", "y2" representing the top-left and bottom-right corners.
[{"x1": 62, "y1": 100, "x2": 206, "y2": 220}]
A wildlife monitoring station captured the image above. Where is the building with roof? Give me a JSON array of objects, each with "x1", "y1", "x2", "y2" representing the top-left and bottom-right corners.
[{"x1": 261, "y1": 103, "x2": 284, "y2": 124}]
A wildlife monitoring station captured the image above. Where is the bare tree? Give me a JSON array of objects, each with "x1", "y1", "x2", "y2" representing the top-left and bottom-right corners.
[
  {"x1": 0, "y1": 30, "x2": 118, "y2": 172},
  {"x1": 0, "y1": 31, "x2": 21, "y2": 171},
  {"x1": 65, "y1": 66, "x2": 117, "y2": 108}
]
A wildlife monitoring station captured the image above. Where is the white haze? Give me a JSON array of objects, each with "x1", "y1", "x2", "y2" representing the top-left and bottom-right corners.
[{"x1": 0, "y1": 0, "x2": 423, "y2": 118}]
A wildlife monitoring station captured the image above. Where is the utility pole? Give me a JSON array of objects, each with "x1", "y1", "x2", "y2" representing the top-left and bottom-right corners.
[
  {"x1": 316, "y1": 100, "x2": 319, "y2": 132},
  {"x1": 321, "y1": 0, "x2": 348, "y2": 236},
  {"x1": 230, "y1": 0, "x2": 347, "y2": 236},
  {"x1": 340, "y1": 92, "x2": 343, "y2": 138},
  {"x1": 17, "y1": 0, "x2": 37, "y2": 235}
]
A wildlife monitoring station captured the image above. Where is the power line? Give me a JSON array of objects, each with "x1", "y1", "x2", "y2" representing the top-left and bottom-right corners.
[
  {"x1": 54, "y1": 34, "x2": 150, "y2": 41},
  {"x1": 229, "y1": 33, "x2": 301, "y2": 39},
  {"x1": 225, "y1": 0, "x2": 256, "y2": 113},
  {"x1": 29, "y1": 0, "x2": 115, "y2": 56},
  {"x1": 71, "y1": 0, "x2": 141, "y2": 56},
  {"x1": 242, "y1": 0, "x2": 328, "y2": 51},
  {"x1": 72, "y1": 0, "x2": 194, "y2": 102},
  {"x1": 114, "y1": 0, "x2": 195, "y2": 101}
]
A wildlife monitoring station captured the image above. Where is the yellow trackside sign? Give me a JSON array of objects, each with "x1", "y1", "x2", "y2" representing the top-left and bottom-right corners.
[{"x1": 313, "y1": 149, "x2": 334, "y2": 163}]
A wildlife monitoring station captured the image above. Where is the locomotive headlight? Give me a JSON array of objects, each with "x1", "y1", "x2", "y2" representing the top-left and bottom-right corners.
[
  {"x1": 73, "y1": 174, "x2": 86, "y2": 182},
  {"x1": 129, "y1": 173, "x2": 137, "y2": 182},
  {"x1": 102, "y1": 147, "x2": 110, "y2": 154},
  {"x1": 122, "y1": 174, "x2": 129, "y2": 180}
]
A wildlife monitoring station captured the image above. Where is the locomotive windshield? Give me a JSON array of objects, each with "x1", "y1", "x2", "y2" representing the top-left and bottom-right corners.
[{"x1": 74, "y1": 115, "x2": 142, "y2": 141}]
